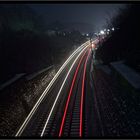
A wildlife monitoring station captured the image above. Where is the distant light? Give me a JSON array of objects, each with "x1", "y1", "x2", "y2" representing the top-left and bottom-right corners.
[
  {"x1": 92, "y1": 43, "x2": 95, "y2": 48},
  {"x1": 100, "y1": 30, "x2": 105, "y2": 35},
  {"x1": 112, "y1": 27, "x2": 115, "y2": 31},
  {"x1": 95, "y1": 33, "x2": 99, "y2": 36},
  {"x1": 107, "y1": 29, "x2": 110, "y2": 32},
  {"x1": 86, "y1": 33, "x2": 89, "y2": 36},
  {"x1": 107, "y1": 31, "x2": 109, "y2": 35}
]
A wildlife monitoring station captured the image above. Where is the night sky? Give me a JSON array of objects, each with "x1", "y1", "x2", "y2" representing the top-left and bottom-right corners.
[{"x1": 30, "y1": 4, "x2": 124, "y2": 31}]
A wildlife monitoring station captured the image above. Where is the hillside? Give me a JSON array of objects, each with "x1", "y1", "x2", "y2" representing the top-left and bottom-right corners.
[
  {"x1": 95, "y1": 4, "x2": 140, "y2": 73},
  {"x1": 0, "y1": 5, "x2": 87, "y2": 84}
]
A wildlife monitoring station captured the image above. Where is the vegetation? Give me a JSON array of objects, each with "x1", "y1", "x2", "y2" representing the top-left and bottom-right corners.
[
  {"x1": 95, "y1": 4, "x2": 140, "y2": 73},
  {"x1": 0, "y1": 4, "x2": 87, "y2": 84}
]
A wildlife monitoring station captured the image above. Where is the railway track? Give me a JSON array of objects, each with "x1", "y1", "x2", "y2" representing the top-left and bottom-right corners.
[{"x1": 41, "y1": 49, "x2": 91, "y2": 137}]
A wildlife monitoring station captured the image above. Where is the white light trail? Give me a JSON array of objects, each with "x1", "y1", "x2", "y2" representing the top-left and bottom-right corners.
[
  {"x1": 15, "y1": 41, "x2": 90, "y2": 137},
  {"x1": 41, "y1": 44, "x2": 89, "y2": 137}
]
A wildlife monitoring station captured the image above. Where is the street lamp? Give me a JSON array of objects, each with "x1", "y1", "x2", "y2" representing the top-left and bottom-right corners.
[
  {"x1": 100, "y1": 30, "x2": 105, "y2": 35},
  {"x1": 107, "y1": 29, "x2": 110, "y2": 32}
]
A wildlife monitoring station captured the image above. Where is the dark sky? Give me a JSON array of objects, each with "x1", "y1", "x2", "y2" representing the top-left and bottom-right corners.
[{"x1": 30, "y1": 4, "x2": 124, "y2": 31}]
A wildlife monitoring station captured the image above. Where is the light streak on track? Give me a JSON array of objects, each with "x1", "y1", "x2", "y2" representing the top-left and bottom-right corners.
[
  {"x1": 59, "y1": 49, "x2": 88, "y2": 137},
  {"x1": 80, "y1": 49, "x2": 91, "y2": 137},
  {"x1": 41, "y1": 45, "x2": 89, "y2": 137},
  {"x1": 15, "y1": 41, "x2": 90, "y2": 137}
]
